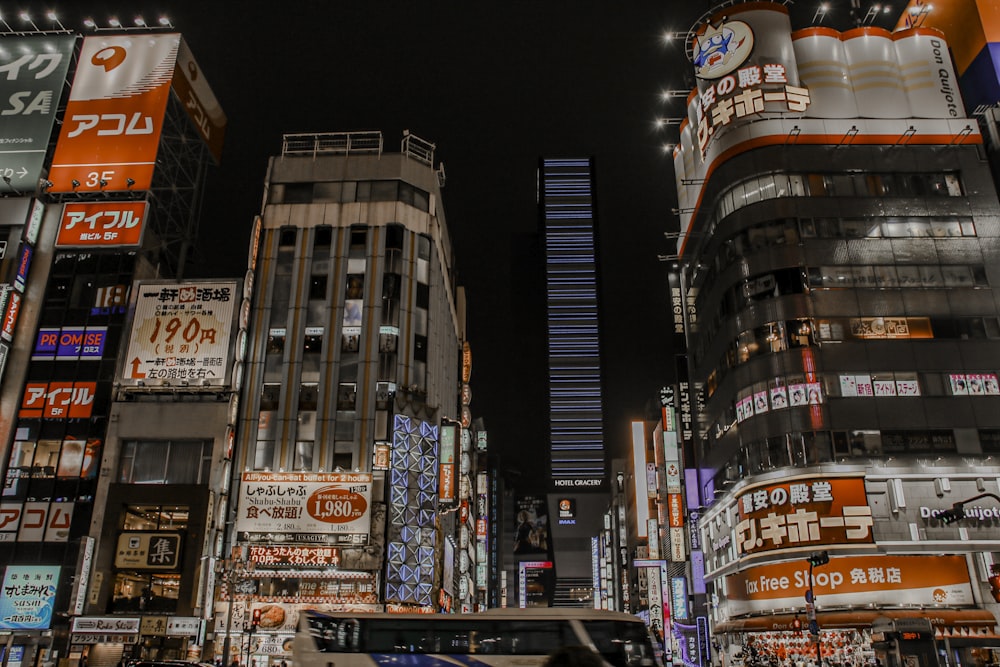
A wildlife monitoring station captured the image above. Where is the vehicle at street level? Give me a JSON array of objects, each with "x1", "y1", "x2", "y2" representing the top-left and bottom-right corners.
[{"x1": 294, "y1": 607, "x2": 661, "y2": 667}]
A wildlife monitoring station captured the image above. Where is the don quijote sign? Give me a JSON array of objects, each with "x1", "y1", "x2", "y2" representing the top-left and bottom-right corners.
[
  {"x1": 235, "y1": 472, "x2": 372, "y2": 537},
  {"x1": 735, "y1": 476, "x2": 873, "y2": 558}
]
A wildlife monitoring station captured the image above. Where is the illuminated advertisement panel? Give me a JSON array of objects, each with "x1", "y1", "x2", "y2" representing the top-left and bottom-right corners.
[
  {"x1": 120, "y1": 281, "x2": 236, "y2": 386},
  {"x1": 248, "y1": 545, "x2": 341, "y2": 567},
  {"x1": 234, "y1": 472, "x2": 372, "y2": 536},
  {"x1": 0, "y1": 502, "x2": 74, "y2": 542},
  {"x1": 172, "y1": 38, "x2": 226, "y2": 164},
  {"x1": 48, "y1": 34, "x2": 180, "y2": 193},
  {"x1": 32, "y1": 326, "x2": 108, "y2": 360},
  {"x1": 1, "y1": 289, "x2": 19, "y2": 342},
  {"x1": 0, "y1": 565, "x2": 60, "y2": 629},
  {"x1": 13, "y1": 243, "x2": 31, "y2": 292},
  {"x1": 18, "y1": 381, "x2": 97, "y2": 419},
  {"x1": 56, "y1": 201, "x2": 147, "y2": 248},
  {"x1": 439, "y1": 422, "x2": 456, "y2": 503},
  {"x1": 735, "y1": 476, "x2": 873, "y2": 557},
  {"x1": 114, "y1": 532, "x2": 182, "y2": 570},
  {"x1": 725, "y1": 554, "x2": 973, "y2": 616},
  {"x1": 0, "y1": 35, "x2": 76, "y2": 195}
]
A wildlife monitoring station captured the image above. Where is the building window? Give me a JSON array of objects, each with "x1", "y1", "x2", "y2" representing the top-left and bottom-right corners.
[
  {"x1": 278, "y1": 227, "x2": 297, "y2": 246},
  {"x1": 254, "y1": 440, "x2": 275, "y2": 470},
  {"x1": 294, "y1": 441, "x2": 314, "y2": 471},
  {"x1": 309, "y1": 274, "x2": 328, "y2": 300},
  {"x1": 260, "y1": 384, "x2": 280, "y2": 411},
  {"x1": 267, "y1": 329, "x2": 286, "y2": 355},
  {"x1": 299, "y1": 383, "x2": 318, "y2": 411},
  {"x1": 337, "y1": 383, "x2": 357, "y2": 411},
  {"x1": 118, "y1": 440, "x2": 212, "y2": 484}
]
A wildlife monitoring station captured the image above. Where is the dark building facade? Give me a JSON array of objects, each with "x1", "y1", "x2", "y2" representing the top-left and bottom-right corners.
[
  {"x1": 670, "y1": 5, "x2": 1000, "y2": 667},
  {"x1": 538, "y1": 157, "x2": 611, "y2": 608}
]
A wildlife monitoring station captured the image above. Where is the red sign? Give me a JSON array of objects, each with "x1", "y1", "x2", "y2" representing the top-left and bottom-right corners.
[
  {"x1": 668, "y1": 493, "x2": 685, "y2": 528},
  {"x1": 19, "y1": 381, "x2": 98, "y2": 419},
  {"x1": 305, "y1": 486, "x2": 367, "y2": 524},
  {"x1": 48, "y1": 35, "x2": 179, "y2": 193},
  {"x1": 1, "y1": 291, "x2": 20, "y2": 342},
  {"x1": 735, "y1": 476, "x2": 873, "y2": 556},
  {"x1": 439, "y1": 463, "x2": 455, "y2": 503},
  {"x1": 57, "y1": 201, "x2": 147, "y2": 247}
]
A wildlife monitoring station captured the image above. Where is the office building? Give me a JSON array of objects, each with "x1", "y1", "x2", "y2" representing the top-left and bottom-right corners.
[
  {"x1": 222, "y1": 131, "x2": 467, "y2": 652},
  {"x1": 537, "y1": 157, "x2": 610, "y2": 607},
  {"x1": 0, "y1": 29, "x2": 228, "y2": 665},
  {"x1": 669, "y1": 4, "x2": 1000, "y2": 667}
]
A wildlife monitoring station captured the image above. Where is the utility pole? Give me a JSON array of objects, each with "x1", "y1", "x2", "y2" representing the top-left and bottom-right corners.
[{"x1": 806, "y1": 551, "x2": 830, "y2": 666}]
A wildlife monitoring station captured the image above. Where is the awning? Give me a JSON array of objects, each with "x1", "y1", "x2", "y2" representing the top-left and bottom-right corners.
[{"x1": 715, "y1": 609, "x2": 998, "y2": 634}]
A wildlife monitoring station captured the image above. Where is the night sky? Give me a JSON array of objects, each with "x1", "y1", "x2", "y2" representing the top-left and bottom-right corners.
[{"x1": 26, "y1": 1, "x2": 901, "y2": 491}]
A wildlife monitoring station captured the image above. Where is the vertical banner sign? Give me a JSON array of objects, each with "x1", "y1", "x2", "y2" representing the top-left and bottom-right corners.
[
  {"x1": 0, "y1": 35, "x2": 76, "y2": 194},
  {"x1": 120, "y1": 282, "x2": 236, "y2": 386},
  {"x1": 439, "y1": 423, "x2": 456, "y2": 503},
  {"x1": 171, "y1": 38, "x2": 226, "y2": 164},
  {"x1": 49, "y1": 34, "x2": 180, "y2": 193},
  {"x1": 0, "y1": 565, "x2": 60, "y2": 629}
]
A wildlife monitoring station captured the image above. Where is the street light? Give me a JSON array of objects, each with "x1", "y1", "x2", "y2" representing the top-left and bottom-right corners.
[
  {"x1": 937, "y1": 492, "x2": 1000, "y2": 524},
  {"x1": 805, "y1": 551, "x2": 829, "y2": 665}
]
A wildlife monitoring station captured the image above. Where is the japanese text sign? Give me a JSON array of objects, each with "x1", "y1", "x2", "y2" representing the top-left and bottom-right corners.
[
  {"x1": 735, "y1": 476, "x2": 873, "y2": 557},
  {"x1": 57, "y1": 201, "x2": 147, "y2": 247}
]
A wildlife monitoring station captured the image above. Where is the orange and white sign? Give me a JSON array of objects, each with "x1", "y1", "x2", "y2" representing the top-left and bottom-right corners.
[
  {"x1": 19, "y1": 381, "x2": 97, "y2": 419},
  {"x1": 57, "y1": 201, "x2": 147, "y2": 247},
  {"x1": 48, "y1": 34, "x2": 180, "y2": 193},
  {"x1": 234, "y1": 472, "x2": 372, "y2": 536},
  {"x1": 735, "y1": 476, "x2": 873, "y2": 557},
  {"x1": 725, "y1": 554, "x2": 973, "y2": 615}
]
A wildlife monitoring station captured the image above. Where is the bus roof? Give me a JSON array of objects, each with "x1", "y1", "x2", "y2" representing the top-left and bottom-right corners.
[{"x1": 304, "y1": 608, "x2": 645, "y2": 622}]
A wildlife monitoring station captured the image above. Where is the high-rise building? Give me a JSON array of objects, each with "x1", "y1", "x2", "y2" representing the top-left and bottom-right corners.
[
  {"x1": 537, "y1": 157, "x2": 610, "y2": 607},
  {"x1": 669, "y1": 5, "x2": 1000, "y2": 667},
  {"x1": 225, "y1": 131, "x2": 466, "y2": 633},
  {"x1": 0, "y1": 28, "x2": 228, "y2": 665}
]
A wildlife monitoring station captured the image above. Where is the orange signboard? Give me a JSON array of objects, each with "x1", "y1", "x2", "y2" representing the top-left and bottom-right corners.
[
  {"x1": 48, "y1": 34, "x2": 180, "y2": 193},
  {"x1": 56, "y1": 201, "x2": 147, "y2": 247},
  {"x1": 725, "y1": 554, "x2": 973, "y2": 615},
  {"x1": 19, "y1": 381, "x2": 97, "y2": 419},
  {"x1": 735, "y1": 476, "x2": 873, "y2": 557}
]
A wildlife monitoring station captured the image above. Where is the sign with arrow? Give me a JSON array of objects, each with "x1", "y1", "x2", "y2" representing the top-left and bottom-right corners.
[{"x1": 0, "y1": 35, "x2": 76, "y2": 194}]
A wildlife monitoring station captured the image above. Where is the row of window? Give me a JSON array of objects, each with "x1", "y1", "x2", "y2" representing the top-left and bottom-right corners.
[
  {"x1": 710, "y1": 170, "x2": 962, "y2": 227},
  {"x1": 704, "y1": 316, "x2": 1000, "y2": 397},
  {"x1": 726, "y1": 370, "x2": 999, "y2": 431},
  {"x1": 709, "y1": 428, "x2": 1000, "y2": 491},
  {"x1": 690, "y1": 215, "x2": 977, "y2": 317},
  {"x1": 271, "y1": 179, "x2": 431, "y2": 211},
  {"x1": 699, "y1": 263, "x2": 987, "y2": 359}
]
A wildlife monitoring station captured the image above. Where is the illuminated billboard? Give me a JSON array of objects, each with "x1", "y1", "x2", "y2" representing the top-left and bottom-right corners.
[
  {"x1": 0, "y1": 565, "x2": 60, "y2": 629},
  {"x1": 725, "y1": 554, "x2": 973, "y2": 615},
  {"x1": 56, "y1": 201, "x2": 147, "y2": 248},
  {"x1": 19, "y1": 381, "x2": 97, "y2": 419},
  {"x1": 32, "y1": 326, "x2": 108, "y2": 360},
  {"x1": 734, "y1": 476, "x2": 873, "y2": 557},
  {"x1": 172, "y1": 38, "x2": 226, "y2": 164},
  {"x1": 120, "y1": 281, "x2": 236, "y2": 386},
  {"x1": 48, "y1": 34, "x2": 180, "y2": 193},
  {"x1": 235, "y1": 472, "x2": 373, "y2": 537},
  {"x1": 0, "y1": 35, "x2": 76, "y2": 195}
]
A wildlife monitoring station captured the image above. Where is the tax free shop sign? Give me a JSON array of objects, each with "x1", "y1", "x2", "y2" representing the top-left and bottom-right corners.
[{"x1": 724, "y1": 554, "x2": 973, "y2": 616}]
